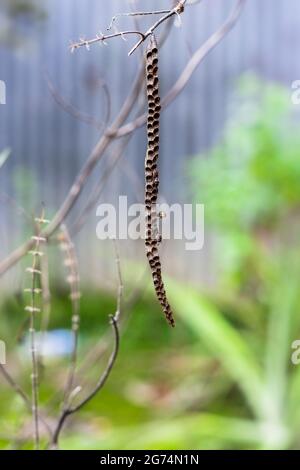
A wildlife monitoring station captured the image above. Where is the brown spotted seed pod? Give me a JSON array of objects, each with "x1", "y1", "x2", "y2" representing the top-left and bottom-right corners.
[{"x1": 144, "y1": 35, "x2": 175, "y2": 328}]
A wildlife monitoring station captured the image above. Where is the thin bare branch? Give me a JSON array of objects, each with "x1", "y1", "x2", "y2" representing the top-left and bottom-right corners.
[
  {"x1": 0, "y1": 0, "x2": 245, "y2": 277},
  {"x1": 70, "y1": 31, "x2": 145, "y2": 52},
  {"x1": 45, "y1": 72, "x2": 106, "y2": 131},
  {"x1": 70, "y1": 1, "x2": 186, "y2": 56},
  {"x1": 116, "y1": 0, "x2": 246, "y2": 137},
  {"x1": 39, "y1": 244, "x2": 51, "y2": 373},
  {"x1": 50, "y1": 242, "x2": 124, "y2": 448},
  {"x1": 69, "y1": 21, "x2": 174, "y2": 238},
  {"x1": 25, "y1": 211, "x2": 48, "y2": 450},
  {"x1": 113, "y1": 240, "x2": 123, "y2": 324},
  {"x1": 58, "y1": 225, "x2": 81, "y2": 408},
  {"x1": 107, "y1": 9, "x2": 172, "y2": 31},
  {"x1": 70, "y1": 135, "x2": 132, "y2": 237},
  {"x1": 128, "y1": 0, "x2": 186, "y2": 55}
]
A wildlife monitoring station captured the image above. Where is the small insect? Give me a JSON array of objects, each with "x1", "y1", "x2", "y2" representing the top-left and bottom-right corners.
[{"x1": 144, "y1": 35, "x2": 175, "y2": 328}]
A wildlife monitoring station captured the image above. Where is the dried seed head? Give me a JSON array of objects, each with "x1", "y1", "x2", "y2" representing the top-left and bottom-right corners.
[{"x1": 144, "y1": 34, "x2": 175, "y2": 328}]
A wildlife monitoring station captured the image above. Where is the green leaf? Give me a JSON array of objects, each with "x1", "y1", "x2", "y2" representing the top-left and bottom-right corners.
[{"x1": 265, "y1": 264, "x2": 300, "y2": 424}]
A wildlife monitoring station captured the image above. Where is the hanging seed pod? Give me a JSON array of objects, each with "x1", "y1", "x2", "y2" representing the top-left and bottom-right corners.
[{"x1": 144, "y1": 35, "x2": 175, "y2": 328}]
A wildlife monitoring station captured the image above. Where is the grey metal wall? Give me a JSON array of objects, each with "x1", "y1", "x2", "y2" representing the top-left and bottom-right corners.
[{"x1": 0, "y1": 0, "x2": 300, "y2": 287}]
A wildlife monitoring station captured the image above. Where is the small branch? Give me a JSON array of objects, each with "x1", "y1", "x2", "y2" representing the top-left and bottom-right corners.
[
  {"x1": 69, "y1": 317, "x2": 120, "y2": 414},
  {"x1": 70, "y1": 31, "x2": 145, "y2": 52},
  {"x1": 58, "y1": 225, "x2": 81, "y2": 408},
  {"x1": 113, "y1": 240, "x2": 123, "y2": 324},
  {"x1": 128, "y1": 0, "x2": 186, "y2": 56},
  {"x1": 50, "y1": 245, "x2": 124, "y2": 448},
  {"x1": 115, "y1": 0, "x2": 246, "y2": 138},
  {"x1": 70, "y1": 1, "x2": 186, "y2": 56},
  {"x1": 0, "y1": 0, "x2": 245, "y2": 278},
  {"x1": 70, "y1": 134, "x2": 132, "y2": 237},
  {"x1": 107, "y1": 9, "x2": 172, "y2": 31},
  {"x1": 51, "y1": 316, "x2": 120, "y2": 448},
  {"x1": 45, "y1": 72, "x2": 108, "y2": 131}
]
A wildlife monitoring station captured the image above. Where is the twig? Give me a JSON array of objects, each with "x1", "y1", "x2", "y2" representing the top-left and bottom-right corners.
[
  {"x1": 70, "y1": 1, "x2": 186, "y2": 56},
  {"x1": 0, "y1": 0, "x2": 245, "y2": 277},
  {"x1": 50, "y1": 243, "x2": 124, "y2": 448},
  {"x1": 70, "y1": 134, "x2": 132, "y2": 237},
  {"x1": 113, "y1": 240, "x2": 123, "y2": 323},
  {"x1": 0, "y1": 364, "x2": 30, "y2": 406},
  {"x1": 51, "y1": 315, "x2": 120, "y2": 448},
  {"x1": 128, "y1": 0, "x2": 186, "y2": 56},
  {"x1": 58, "y1": 225, "x2": 81, "y2": 408},
  {"x1": 45, "y1": 71, "x2": 111, "y2": 131},
  {"x1": 107, "y1": 9, "x2": 172, "y2": 31},
  {"x1": 116, "y1": 0, "x2": 247, "y2": 137},
  {"x1": 68, "y1": 270, "x2": 147, "y2": 389},
  {"x1": 39, "y1": 245, "x2": 51, "y2": 373},
  {"x1": 69, "y1": 21, "x2": 175, "y2": 237}
]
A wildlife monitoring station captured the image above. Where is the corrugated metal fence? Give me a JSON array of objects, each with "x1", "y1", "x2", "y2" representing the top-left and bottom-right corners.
[{"x1": 0, "y1": 0, "x2": 300, "y2": 287}]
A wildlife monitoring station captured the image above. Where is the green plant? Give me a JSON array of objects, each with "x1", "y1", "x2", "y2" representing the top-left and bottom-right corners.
[{"x1": 177, "y1": 76, "x2": 300, "y2": 449}]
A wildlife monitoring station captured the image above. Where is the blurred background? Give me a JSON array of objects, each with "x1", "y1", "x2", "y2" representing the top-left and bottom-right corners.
[{"x1": 1, "y1": 0, "x2": 300, "y2": 450}]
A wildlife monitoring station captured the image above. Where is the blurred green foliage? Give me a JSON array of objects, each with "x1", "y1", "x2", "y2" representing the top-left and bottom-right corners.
[
  {"x1": 190, "y1": 76, "x2": 300, "y2": 296},
  {"x1": 186, "y1": 76, "x2": 300, "y2": 449},
  {"x1": 1, "y1": 0, "x2": 45, "y2": 20}
]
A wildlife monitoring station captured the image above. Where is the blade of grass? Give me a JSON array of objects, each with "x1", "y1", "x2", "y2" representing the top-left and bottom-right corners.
[{"x1": 265, "y1": 258, "x2": 300, "y2": 428}]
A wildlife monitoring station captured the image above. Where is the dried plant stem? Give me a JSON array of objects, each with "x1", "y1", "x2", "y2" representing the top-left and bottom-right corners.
[
  {"x1": 128, "y1": 0, "x2": 186, "y2": 55},
  {"x1": 28, "y1": 263, "x2": 40, "y2": 448},
  {"x1": 70, "y1": 1, "x2": 186, "y2": 56},
  {"x1": 40, "y1": 249, "x2": 51, "y2": 363},
  {"x1": 144, "y1": 35, "x2": 175, "y2": 327},
  {"x1": 58, "y1": 226, "x2": 81, "y2": 407},
  {"x1": 116, "y1": 0, "x2": 247, "y2": 138},
  {"x1": 69, "y1": 23, "x2": 173, "y2": 238},
  {"x1": 113, "y1": 240, "x2": 123, "y2": 323},
  {"x1": 107, "y1": 10, "x2": 172, "y2": 31},
  {"x1": 70, "y1": 134, "x2": 133, "y2": 236},
  {"x1": 0, "y1": 0, "x2": 246, "y2": 278},
  {"x1": 25, "y1": 216, "x2": 48, "y2": 449},
  {"x1": 70, "y1": 31, "x2": 145, "y2": 52},
  {"x1": 50, "y1": 316, "x2": 119, "y2": 448},
  {"x1": 50, "y1": 244, "x2": 123, "y2": 448}
]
